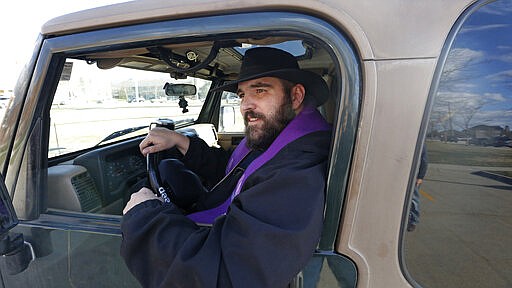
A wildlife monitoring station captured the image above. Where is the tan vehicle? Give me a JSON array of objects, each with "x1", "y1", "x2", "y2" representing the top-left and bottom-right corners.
[{"x1": 0, "y1": 0, "x2": 510, "y2": 287}]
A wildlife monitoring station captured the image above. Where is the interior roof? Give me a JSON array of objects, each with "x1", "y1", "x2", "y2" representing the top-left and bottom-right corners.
[{"x1": 79, "y1": 37, "x2": 335, "y2": 82}]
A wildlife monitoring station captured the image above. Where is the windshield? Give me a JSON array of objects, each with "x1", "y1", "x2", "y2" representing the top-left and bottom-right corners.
[{"x1": 48, "y1": 59, "x2": 211, "y2": 157}]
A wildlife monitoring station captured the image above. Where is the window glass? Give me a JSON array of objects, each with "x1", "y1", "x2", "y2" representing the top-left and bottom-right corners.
[
  {"x1": 404, "y1": 1, "x2": 512, "y2": 287},
  {"x1": 49, "y1": 58, "x2": 211, "y2": 157},
  {"x1": 219, "y1": 91, "x2": 244, "y2": 132},
  {"x1": 233, "y1": 40, "x2": 306, "y2": 56}
]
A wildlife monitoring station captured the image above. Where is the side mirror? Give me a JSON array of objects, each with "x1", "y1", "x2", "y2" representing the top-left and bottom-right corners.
[
  {"x1": 220, "y1": 106, "x2": 236, "y2": 131},
  {"x1": 0, "y1": 177, "x2": 18, "y2": 236},
  {"x1": 0, "y1": 175, "x2": 34, "y2": 274}
]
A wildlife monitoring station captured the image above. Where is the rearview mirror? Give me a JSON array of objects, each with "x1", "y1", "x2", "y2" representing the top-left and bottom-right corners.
[{"x1": 163, "y1": 83, "x2": 197, "y2": 97}]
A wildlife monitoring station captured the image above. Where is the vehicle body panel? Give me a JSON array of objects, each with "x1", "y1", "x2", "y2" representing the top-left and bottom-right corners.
[
  {"x1": 341, "y1": 59, "x2": 437, "y2": 287},
  {"x1": 41, "y1": 0, "x2": 472, "y2": 60}
]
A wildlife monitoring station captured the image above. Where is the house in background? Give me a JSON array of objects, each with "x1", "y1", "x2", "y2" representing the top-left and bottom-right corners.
[{"x1": 467, "y1": 125, "x2": 510, "y2": 146}]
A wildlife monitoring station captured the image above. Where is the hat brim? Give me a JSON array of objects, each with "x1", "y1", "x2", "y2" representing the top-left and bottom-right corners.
[{"x1": 211, "y1": 68, "x2": 329, "y2": 107}]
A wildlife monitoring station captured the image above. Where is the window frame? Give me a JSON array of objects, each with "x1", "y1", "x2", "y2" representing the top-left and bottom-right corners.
[{"x1": 9, "y1": 12, "x2": 361, "y2": 255}]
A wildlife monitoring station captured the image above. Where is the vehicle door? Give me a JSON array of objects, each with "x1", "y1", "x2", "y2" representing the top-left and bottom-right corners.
[{"x1": 0, "y1": 8, "x2": 361, "y2": 287}]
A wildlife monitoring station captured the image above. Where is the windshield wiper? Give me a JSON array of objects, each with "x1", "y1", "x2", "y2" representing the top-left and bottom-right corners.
[{"x1": 96, "y1": 125, "x2": 148, "y2": 146}]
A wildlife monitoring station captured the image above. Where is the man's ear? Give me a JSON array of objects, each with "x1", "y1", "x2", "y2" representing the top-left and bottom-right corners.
[{"x1": 291, "y1": 84, "x2": 306, "y2": 110}]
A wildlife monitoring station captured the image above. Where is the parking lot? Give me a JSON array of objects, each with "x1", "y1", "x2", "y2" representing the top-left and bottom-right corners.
[
  {"x1": 404, "y1": 156, "x2": 512, "y2": 287},
  {"x1": 47, "y1": 102, "x2": 202, "y2": 156}
]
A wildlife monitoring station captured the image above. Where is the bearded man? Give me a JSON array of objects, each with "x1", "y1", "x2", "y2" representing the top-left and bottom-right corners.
[{"x1": 121, "y1": 47, "x2": 332, "y2": 288}]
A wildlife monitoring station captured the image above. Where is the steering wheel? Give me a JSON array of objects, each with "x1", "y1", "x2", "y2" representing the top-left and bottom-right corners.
[
  {"x1": 147, "y1": 153, "x2": 171, "y2": 203},
  {"x1": 146, "y1": 120, "x2": 175, "y2": 203},
  {"x1": 147, "y1": 150, "x2": 208, "y2": 210},
  {"x1": 146, "y1": 121, "x2": 207, "y2": 210}
]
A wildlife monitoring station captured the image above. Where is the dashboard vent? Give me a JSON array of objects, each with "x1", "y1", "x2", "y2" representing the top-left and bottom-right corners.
[{"x1": 71, "y1": 172, "x2": 102, "y2": 212}]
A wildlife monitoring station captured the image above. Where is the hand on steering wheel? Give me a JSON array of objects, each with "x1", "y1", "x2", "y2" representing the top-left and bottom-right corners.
[
  {"x1": 145, "y1": 121, "x2": 206, "y2": 210},
  {"x1": 140, "y1": 127, "x2": 190, "y2": 156}
]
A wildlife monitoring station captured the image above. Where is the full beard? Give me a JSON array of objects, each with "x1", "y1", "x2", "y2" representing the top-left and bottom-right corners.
[{"x1": 244, "y1": 98, "x2": 296, "y2": 151}]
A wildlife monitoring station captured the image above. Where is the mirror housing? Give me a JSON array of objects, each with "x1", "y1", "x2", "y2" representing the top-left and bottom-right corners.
[
  {"x1": 0, "y1": 176, "x2": 18, "y2": 235},
  {"x1": 0, "y1": 174, "x2": 34, "y2": 274},
  {"x1": 163, "y1": 83, "x2": 197, "y2": 97},
  {"x1": 163, "y1": 83, "x2": 195, "y2": 113}
]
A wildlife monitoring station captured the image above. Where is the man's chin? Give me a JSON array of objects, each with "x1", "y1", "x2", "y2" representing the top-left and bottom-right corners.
[
  {"x1": 247, "y1": 131, "x2": 263, "y2": 143},
  {"x1": 245, "y1": 129, "x2": 264, "y2": 148}
]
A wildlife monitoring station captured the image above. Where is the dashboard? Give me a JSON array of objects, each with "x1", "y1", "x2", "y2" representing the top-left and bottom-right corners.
[
  {"x1": 73, "y1": 138, "x2": 146, "y2": 210},
  {"x1": 104, "y1": 152, "x2": 146, "y2": 193},
  {"x1": 47, "y1": 124, "x2": 218, "y2": 215}
]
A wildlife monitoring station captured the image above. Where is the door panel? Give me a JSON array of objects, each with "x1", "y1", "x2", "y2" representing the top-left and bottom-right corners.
[
  {"x1": 69, "y1": 231, "x2": 139, "y2": 287},
  {"x1": 0, "y1": 220, "x2": 139, "y2": 287}
]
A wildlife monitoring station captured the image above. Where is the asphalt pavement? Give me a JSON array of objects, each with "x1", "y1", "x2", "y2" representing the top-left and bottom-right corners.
[{"x1": 404, "y1": 163, "x2": 512, "y2": 287}]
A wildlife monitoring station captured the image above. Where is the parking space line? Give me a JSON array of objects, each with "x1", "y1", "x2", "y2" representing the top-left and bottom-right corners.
[{"x1": 420, "y1": 189, "x2": 435, "y2": 202}]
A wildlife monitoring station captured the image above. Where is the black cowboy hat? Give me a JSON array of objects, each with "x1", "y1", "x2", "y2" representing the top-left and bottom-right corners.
[{"x1": 213, "y1": 47, "x2": 329, "y2": 106}]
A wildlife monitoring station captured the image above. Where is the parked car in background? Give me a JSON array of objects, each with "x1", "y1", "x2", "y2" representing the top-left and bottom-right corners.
[
  {"x1": 0, "y1": 96, "x2": 10, "y2": 109},
  {"x1": 128, "y1": 97, "x2": 146, "y2": 103},
  {"x1": 0, "y1": 0, "x2": 510, "y2": 287}
]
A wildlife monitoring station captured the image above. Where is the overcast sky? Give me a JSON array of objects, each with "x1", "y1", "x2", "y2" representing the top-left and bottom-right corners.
[{"x1": 0, "y1": 0, "x2": 130, "y2": 89}]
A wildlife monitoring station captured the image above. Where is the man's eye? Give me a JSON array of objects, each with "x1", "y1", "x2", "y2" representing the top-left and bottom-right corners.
[
  {"x1": 256, "y1": 88, "x2": 265, "y2": 94},
  {"x1": 237, "y1": 93, "x2": 244, "y2": 99}
]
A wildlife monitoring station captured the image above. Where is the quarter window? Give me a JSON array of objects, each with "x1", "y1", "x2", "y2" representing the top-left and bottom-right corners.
[{"x1": 404, "y1": 1, "x2": 512, "y2": 287}]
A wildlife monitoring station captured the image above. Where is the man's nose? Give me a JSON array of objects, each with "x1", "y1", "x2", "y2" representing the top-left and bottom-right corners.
[{"x1": 240, "y1": 93, "x2": 256, "y2": 113}]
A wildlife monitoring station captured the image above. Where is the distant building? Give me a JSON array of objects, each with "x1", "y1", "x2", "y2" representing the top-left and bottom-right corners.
[
  {"x1": 468, "y1": 125, "x2": 503, "y2": 139},
  {"x1": 111, "y1": 79, "x2": 168, "y2": 102},
  {"x1": 0, "y1": 89, "x2": 14, "y2": 97},
  {"x1": 466, "y1": 125, "x2": 509, "y2": 146}
]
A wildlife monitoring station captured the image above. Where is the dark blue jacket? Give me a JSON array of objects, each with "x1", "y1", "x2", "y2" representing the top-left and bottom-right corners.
[{"x1": 121, "y1": 107, "x2": 331, "y2": 288}]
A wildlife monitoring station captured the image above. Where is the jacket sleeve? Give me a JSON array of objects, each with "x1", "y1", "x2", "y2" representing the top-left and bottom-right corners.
[{"x1": 120, "y1": 137, "x2": 328, "y2": 288}]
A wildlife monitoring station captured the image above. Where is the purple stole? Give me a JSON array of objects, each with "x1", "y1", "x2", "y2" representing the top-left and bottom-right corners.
[{"x1": 187, "y1": 106, "x2": 331, "y2": 224}]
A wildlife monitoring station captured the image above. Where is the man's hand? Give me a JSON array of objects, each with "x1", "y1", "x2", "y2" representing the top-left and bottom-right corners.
[
  {"x1": 139, "y1": 127, "x2": 190, "y2": 156},
  {"x1": 123, "y1": 187, "x2": 163, "y2": 215}
]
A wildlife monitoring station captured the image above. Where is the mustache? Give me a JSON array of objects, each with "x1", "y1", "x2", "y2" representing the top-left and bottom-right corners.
[{"x1": 244, "y1": 111, "x2": 266, "y2": 123}]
